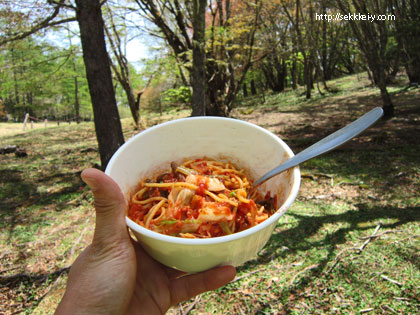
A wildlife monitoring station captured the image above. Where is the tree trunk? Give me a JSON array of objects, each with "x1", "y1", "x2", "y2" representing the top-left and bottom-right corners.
[
  {"x1": 191, "y1": 0, "x2": 207, "y2": 116},
  {"x1": 115, "y1": 74, "x2": 140, "y2": 126},
  {"x1": 126, "y1": 86, "x2": 140, "y2": 125},
  {"x1": 242, "y1": 83, "x2": 248, "y2": 97},
  {"x1": 250, "y1": 80, "x2": 257, "y2": 95},
  {"x1": 279, "y1": 59, "x2": 286, "y2": 92},
  {"x1": 104, "y1": 12, "x2": 142, "y2": 128},
  {"x1": 206, "y1": 100, "x2": 228, "y2": 116},
  {"x1": 263, "y1": 55, "x2": 286, "y2": 93},
  {"x1": 336, "y1": 0, "x2": 395, "y2": 118},
  {"x1": 74, "y1": 75, "x2": 80, "y2": 124},
  {"x1": 377, "y1": 73, "x2": 394, "y2": 118},
  {"x1": 75, "y1": 0, "x2": 124, "y2": 169},
  {"x1": 135, "y1": 0, "x2": 258, "y2": 118},
  {"x1": 291, "y1": 55, "x2": 297, "y2": 89},
  {"x1": 390, "y1": 0, "x2": 420, "y2": 84},
  {"x1": 405, "y1": 61, "x2": 420, "y2": 84},
  {"x1": 304, "y1": 56, "x2": 313, "y2": 99}
]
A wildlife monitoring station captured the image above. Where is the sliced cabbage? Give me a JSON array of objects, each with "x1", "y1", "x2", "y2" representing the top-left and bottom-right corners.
[
  {"x1": 198, "y1": 202, "x2": 233, "y2": 222},
  {"x1": 186, "y1": 174, "x2": 226, "y2": 191}
]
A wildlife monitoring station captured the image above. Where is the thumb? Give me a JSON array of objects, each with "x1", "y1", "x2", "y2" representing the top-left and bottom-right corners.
[{"x1": 81, "y1": 168, "x2": 129, "y2": 246}]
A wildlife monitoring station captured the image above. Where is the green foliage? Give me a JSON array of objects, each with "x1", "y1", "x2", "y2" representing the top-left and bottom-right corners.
[
  {"x1": 141, "y1": 53, "x2": 181, "y2": 89},
  {"x1": 161, "y1": 86, "x2": 191, "y2": 106},
  {"x1": 0, "y1": 37, "x2": 92, "y2": 120}
]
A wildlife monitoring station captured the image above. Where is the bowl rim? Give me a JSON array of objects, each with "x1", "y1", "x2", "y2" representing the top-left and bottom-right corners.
[{"x1": 106, "y1": 116, "x2": 301, "y2": 246}]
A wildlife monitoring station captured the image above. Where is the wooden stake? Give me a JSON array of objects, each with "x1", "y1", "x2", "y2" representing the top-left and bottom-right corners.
[{"x1": 23, "y1": 113, "x2": 29, "y2": 130}]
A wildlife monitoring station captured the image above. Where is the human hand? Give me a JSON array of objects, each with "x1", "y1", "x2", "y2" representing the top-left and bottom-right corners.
[{"x1": 56, "y1": 168, "x2": 236, "y2": 315}]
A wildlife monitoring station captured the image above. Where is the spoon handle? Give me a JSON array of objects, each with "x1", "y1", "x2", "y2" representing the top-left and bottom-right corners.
[{"x1": 254, "y1": 107, "x2": 384, "y2": 186}]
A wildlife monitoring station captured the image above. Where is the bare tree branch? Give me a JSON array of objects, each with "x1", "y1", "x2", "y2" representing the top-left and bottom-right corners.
[
  {"x1": 0, "y1": 16, "x2": 76, "y2": 46},
  {"x1": 0, "y1": 0, "x2": 76, "y2": 46}
]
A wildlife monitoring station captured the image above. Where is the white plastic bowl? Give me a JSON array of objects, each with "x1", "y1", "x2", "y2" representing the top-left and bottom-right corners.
[{"x1": 105, "y1": 117, "x2": 300, "y2": 273}]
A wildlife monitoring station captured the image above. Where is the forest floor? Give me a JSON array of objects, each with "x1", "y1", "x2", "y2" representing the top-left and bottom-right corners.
[{"x1": 1, "y1": 72, "x2": 419, "y2": 314}]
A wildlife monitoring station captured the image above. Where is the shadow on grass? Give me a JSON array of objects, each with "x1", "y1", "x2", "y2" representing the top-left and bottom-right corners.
[
  {"x1": 239, "y1": 203, "x2": 420, "y2": 312},
  {"x1": 0, "y1": 169, "x2": 84, "y2": 313},
  {"x1": 0, "y1": 265, "x2": 70, "y2": 314},
  {"x1": 267, "y1": 203, "x2": 419, "y2": 256},
  {"x1": 0, "y1": 169, "x2": 84, "y2": 245},
  {"x1": 0, "y1": 169, "x2": 83, "y2": 211},
  {"x1": 260, "y1": 88, "x2": 420, "y2": 152}
]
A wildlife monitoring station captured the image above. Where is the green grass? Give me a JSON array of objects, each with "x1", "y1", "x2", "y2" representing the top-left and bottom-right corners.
[{"x1": 1, "y1": 72, "x2": 419, "y2": 314}]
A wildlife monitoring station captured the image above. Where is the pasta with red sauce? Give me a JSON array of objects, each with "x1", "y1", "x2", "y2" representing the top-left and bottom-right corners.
[{"x1": 127, "y1": 158, "x2": 277, "y2": 238}]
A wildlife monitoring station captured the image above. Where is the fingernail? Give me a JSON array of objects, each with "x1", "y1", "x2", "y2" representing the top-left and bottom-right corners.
[{"x1": 81, "y1": 171, "x2": 98, "y2": 190}]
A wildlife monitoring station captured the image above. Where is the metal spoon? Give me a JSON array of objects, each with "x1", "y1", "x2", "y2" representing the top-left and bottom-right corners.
[{"x1": 253, "y1": 107, "x2": 384, "y2": 187}]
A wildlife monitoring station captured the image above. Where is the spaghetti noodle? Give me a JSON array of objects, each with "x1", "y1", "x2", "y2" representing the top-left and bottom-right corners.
[{"x1": 127, "y1": 158, "x2": 277, "y2": 238}]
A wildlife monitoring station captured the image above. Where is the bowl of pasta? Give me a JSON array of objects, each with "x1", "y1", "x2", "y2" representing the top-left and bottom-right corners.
[{"x1": 105, "y1": 117, "x2": 300, "y2": 273}]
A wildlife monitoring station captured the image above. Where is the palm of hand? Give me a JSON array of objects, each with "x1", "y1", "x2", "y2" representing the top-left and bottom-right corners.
[
  {"x1": 128, "y1": 241, "x2": 235, "y2": 314},
  {"x1": 127, "y1": 242, "x2": 178, "y2": 314},
  {"x1": 56, "y1": 168, "x2": 235, "y2": 315},
  {"x1": 65, "y1": 235, "x2": 233, "y2": 315}
]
